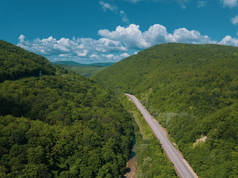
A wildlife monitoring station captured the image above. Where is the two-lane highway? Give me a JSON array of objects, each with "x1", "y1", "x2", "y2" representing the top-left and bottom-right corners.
[{"x1": 126, "y1": 93, "x2": 198, "y2": 178}]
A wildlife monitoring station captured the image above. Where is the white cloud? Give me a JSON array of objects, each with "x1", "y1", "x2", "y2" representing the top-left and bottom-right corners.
[
  {"x1": 231, "y1": 16, "x2": 238, "y2": 25},
  {"x1": 120, "y1": 10, "x2": 129, "y2": 23},
  {"x1": 104, "y1": 54, "x2": 115, "y2": 59},
  {"x1": 17, "y1": 24, "x2": 238, "y2": 63},
  {"x1": 17, "y1": 35, "x2": 128, "y2": 63},
  {"x1": 99, "y1": 1, "x2": 116, "y2": 12},
  {"x1": 99, "y1": 24, "x2": 215, "y2": 49},
  {"x1": 126, "y1": 0, "x2": 189, "y2": 8},
  {"x1": 222, "y1": 0, "x2": 237, "y2": 7},
  {"x1": 172, "y1": 28, "x2": 214, "y2": 43},
  {"x1": 99, "y1": 1, "x2": 129, "y2": 23},
  {"x1": 219, "y1": 35, "x2": 238, "y2": 46},
  {"x1": 96, "y1": 38, "x2": 127, "y2": 52},
  {"x1": 99, "y1": 24, "x2": 149, "y2": 49},
  {"x1": 102, "y1": 53, "x2": 124, "y2": 60},
  {"x1": 75, "y1": 49, "x2": 88, "y2": 57},
  {"x1": 120, "y1": 52, "x2": 130, "y2": 58},
  {"x1": 18, "y1": 34, "x2": 25, "y2": 42},
  {"x1": 143, "y1": 24, "x2": 172, "y2": 44},
  {"x1": 90, "y1": 54, "x2": 100, "y2": 59},
  {"x1": 59, "y1": 54, "x2": 70, "y2": 57}
]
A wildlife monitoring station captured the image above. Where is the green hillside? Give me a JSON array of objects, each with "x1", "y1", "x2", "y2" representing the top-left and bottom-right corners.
[
  {"x1": 53, "y1": 61, "x2": 114, "y2": 77},
  {"x1": 94, "y1": 43, "x2": 238, "y2": 177},
  {"x1": 0, "y1": 41, "x2": 133, "y2": 177},
  {"x1": 0, "y1": 40, "x2": 55, "y2": 82}
]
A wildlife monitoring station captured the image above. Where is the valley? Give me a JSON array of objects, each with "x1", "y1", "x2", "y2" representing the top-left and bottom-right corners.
[
  {"x1": 2, "y1": 0, "x2": 238, "y2": 177},
  {"x1": 95, "y1": 43, "x2": 238, "y2": 177},
  {"x1": 1, "y1": 41, "x2": 238, "y2": 177},
  {"x1": 126, "y1": 94, "x2": 197, "y2": 178}
]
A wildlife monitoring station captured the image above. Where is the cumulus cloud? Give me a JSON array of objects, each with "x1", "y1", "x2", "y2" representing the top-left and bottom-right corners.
[
  {"x1": 17, "y1": 35, "x2": 128, "y2": 63},
  {"x1": 231, "y1": 16, "x2": 238, "y2": 25},
  {"x1": 18, "y1": 34, "x2": 25, "y2": 42},
  {"x1": 172, "y1": 28, "x2": 214, "y2": 43},
  {"x1": 75, "y1": 49, "x2": 88, "y2": 57},
  {"x1": 222, "y1": 0, "x2": 237, "y2": 7},
  {"x1": 143, "y1": 24, "x2": 171, "y2": 44},
  {"x1": 120, "y1": 52, "x2": 130, "y2": 57},
  {"x1": 99, "y1": 24, "x2": 149, "y2": 49},
  {"x1": 219, "y1": 36, "x2": 238, "y2": 46},
  {"x1": 17, "y1": 24, "x2": 238, "y2": 63},
  {"x1": 99, "y1": 24, "x2": 215, "y2": 49}
]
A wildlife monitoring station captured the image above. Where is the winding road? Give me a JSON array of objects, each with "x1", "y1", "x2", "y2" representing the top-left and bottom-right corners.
[{"x1": 126, "y1": 93, "x2": 198, "y2": 178}]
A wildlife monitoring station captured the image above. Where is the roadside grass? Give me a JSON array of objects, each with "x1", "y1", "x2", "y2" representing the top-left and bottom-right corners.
[{"x1": 121, "y1": 95, "x2": 177, "y2": 178}]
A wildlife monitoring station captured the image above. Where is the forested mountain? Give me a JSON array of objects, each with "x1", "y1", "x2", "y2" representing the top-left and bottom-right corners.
[
  {"x1": 94, "y1": 43, "x2": 238, "y2": 177},
  {"x1": 0, "y1": 40, "x2": 55, "y2": 82},
  {"x1": 0, "y1": 41, "x2": 134, "y2": 177}
]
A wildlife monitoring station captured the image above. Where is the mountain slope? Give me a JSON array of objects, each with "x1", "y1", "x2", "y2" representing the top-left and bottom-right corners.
[
  {"x1": 94, "y1": 43, "x2": 238, "y2": 177},
  {"x1": 0, "y1": 40, "x2": 55, "y2": 82},
  {"x1": 0, "y1": 41, "x2": 133, "y2": 177}
]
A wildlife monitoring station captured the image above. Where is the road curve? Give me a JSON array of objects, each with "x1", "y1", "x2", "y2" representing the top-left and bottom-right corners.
[{"x1": 126, "y1": 93, "x2": 198, "y2": 178}]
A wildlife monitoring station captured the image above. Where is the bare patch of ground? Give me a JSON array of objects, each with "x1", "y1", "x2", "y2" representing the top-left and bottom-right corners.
[
  {"x1": 124, "y1": 155, "x2": 137, "y2": 178},
  {"x1": 193, "y1": 136, "x2": 207, "y2": 147}
]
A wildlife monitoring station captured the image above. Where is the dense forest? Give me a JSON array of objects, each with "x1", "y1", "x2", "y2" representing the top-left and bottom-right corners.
[
  {"x1": 95, "y1": 43, "x2": 238, "y2": 177},
  {"x1": 0, "y1": 40, "x2": 134, "y2": 177},
  {"x1": 0, "y1": 40, "x2": 55, "y2": 82}
]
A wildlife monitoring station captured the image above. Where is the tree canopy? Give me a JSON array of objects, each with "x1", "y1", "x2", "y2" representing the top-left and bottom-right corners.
[
  {"x1": 95, "y1": 43, "x2": 238, "y2": 177},
  {"x1": 0, "y1": 41, "x2": 134, "y2": 177},
  {"x1": 0, "y1": 40, "x2": 55, "y2": 82}
]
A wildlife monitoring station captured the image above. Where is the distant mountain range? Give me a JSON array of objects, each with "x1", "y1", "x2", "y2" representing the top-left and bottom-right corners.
[
  {"x1": 52, "y1": 61, "x2": 115, "y2": 67},
  {"x1": 52, "y1": 61, "x2": 115, "y2": 77}
]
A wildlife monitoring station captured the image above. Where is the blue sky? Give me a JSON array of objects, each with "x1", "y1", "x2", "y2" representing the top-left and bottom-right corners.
[{"x1": 1, "y1": 0, "x2": 238, "y2": 63}]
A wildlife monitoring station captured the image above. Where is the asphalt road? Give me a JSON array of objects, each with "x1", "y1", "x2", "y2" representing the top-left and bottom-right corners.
[{"x1": 126, "y1": 94, "x2": 198, "y2": 178}]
